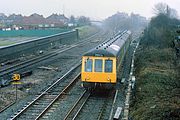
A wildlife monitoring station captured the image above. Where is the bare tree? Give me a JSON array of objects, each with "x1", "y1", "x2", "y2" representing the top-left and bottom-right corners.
[
  {"x1": 77, "y1": 16, "x2": 90, "y2": 26},
  {"x1": 153, "y1": 2, "x2": 178, "y2": 18},
  {"x1": 153, "y1": 3, "x2": 168, "y2": 15}
]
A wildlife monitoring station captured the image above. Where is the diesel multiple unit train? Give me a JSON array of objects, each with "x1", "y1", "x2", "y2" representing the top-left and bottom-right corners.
[{"x1": 81, "y1": 30, "x2": 132, "y2": 89}]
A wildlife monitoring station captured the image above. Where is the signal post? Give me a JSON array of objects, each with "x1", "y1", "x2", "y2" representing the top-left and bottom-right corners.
[{"x1": 12, "y1": 74, "x2": 21, "y2": 101}]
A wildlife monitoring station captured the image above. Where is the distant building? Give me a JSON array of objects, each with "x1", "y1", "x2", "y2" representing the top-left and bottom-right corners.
[
  {"x1": 0, "y1": 13, "x2": 70, "y2": 30},
  {"x1": 46, "y1": 13, "x2": 69, "y2": 27}
]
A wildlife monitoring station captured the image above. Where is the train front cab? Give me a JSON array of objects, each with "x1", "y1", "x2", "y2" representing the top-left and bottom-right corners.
[{"x1": 81, "y1": 56, "x2": 116, "y2": 89}]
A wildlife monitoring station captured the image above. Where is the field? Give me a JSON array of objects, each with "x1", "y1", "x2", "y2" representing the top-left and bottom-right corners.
[
  {"x1": 0, "y1": 26, "x2": 99, "y2": 47},
  {"x1": 0, "y1": 29, "x2": 70, "y2": 37},
  {"x1": 0, "y1": 29, "x2": 70, "y2": 47}
]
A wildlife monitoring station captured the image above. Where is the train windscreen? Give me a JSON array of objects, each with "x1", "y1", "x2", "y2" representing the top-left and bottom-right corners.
[
  {"x1": 85, "y1": 59, "x2": 93, "y2": 72},
  {"x1": 105, "y1": 60, "x2": 113, "y2": 72},
  {"x1": 95, "y1": 59, "x2": 103, "y2": 72}
]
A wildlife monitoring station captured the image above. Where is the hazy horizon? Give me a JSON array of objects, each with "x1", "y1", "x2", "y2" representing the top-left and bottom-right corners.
[{"x1": 0, "y1": 0, "x2": 180, "y2": 20}]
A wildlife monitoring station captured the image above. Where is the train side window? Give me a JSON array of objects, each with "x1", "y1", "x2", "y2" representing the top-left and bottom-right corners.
[
  {"x1": 85, "y1": 59, "x2": 92, "y2": 72},
  {"x1": 95, "y1": 59, "x2": 102, "y2": 72},
  {"x1": 105, "y1": 60, "x2": 113, "y2": 72}
]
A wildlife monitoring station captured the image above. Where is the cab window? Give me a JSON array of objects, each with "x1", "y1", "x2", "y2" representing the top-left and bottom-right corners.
[
  {"x1": 105, "y1": 60, "x2": 113, "y2": 72},
  {"x1": 95, "y1": 59, "x2": 102, "y2": 72},
  {"x1": 85, "y1": 59, "x2": 92, "y2": 72}
]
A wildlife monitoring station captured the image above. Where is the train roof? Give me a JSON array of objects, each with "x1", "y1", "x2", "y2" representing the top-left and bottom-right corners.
[{"x1": 84, "y1": 30, "x2": 131, "y2": 57}]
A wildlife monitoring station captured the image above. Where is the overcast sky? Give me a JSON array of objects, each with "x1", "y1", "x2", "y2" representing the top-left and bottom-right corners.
[{"x1": 0, "y1": 0, "x2": 179, "y2": 20}]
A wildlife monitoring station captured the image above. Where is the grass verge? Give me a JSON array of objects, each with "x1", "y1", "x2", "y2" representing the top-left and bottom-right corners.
[
  {"x1": 130, "y1": 46, "x2": 180, "y2": 120},
  {"x1": 77, "y1": 25, "x2": 99, "y2": 38}
]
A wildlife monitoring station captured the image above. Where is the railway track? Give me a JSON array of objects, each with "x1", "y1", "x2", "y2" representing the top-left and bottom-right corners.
[
  {"x1": 9, "y1": 74, "x2": 117, "y2": 120},
  {"x1": 63, "y1": 90, "x2": 116, "y2": 120},
  {"x1": 36, "y1": 32, "x2": 137, "y2": 120},
  {"x1": 63, "y1": 90, "x2": 90, "y2": 120},
  {"x1": 1, "y1": 31, "x2": 118, "y2": 119},
  {"x1": 9, "y1": 62, "x2": 81, "y2": 120},
  {"x1": 0, "y1": 32, "x2": 100, "y2": 78},
  {"x1": 0, "y1": 31, "x2": 113, "y2": 117}
]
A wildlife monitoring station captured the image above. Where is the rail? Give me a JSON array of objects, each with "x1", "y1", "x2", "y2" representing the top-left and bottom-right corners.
[
  {"x1": 0, "y1": 32, "x2": 101, "y2": 114},
  {"x1": 63, "y1": 90, "x2": 90, "y2": 120},
  {"x1": 0, "y1": 32, "x2": 99, "y2": 77},
  {"x1": 10, "y1": 62, "x2": 81, "y2": 120}
]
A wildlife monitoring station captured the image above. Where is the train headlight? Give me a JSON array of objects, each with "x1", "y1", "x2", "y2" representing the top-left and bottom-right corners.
[
  {"x1": 107, "y1": 77, "x2": 111, "y2": 81},
  {"x1": 85, "y1": 77, "x2": 90, "y2": 81}
]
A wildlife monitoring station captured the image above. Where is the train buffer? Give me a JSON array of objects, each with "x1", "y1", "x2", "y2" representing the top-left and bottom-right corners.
[{"x1": 113, "y1": 107, "x2": 123, "y2": 120}]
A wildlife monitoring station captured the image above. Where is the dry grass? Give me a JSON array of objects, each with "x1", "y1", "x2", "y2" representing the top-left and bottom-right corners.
[
  {"x1": 0, "y1": 87, "x2": 26, "y2": 110},
  {"x1": 130, "y1": 46, "x2": 180, "y2": 120}
]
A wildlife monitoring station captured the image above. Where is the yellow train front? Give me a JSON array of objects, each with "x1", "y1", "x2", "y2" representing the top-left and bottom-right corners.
[{"x1": 81, "y1": 30, "x2": 131, "y2": 89}]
